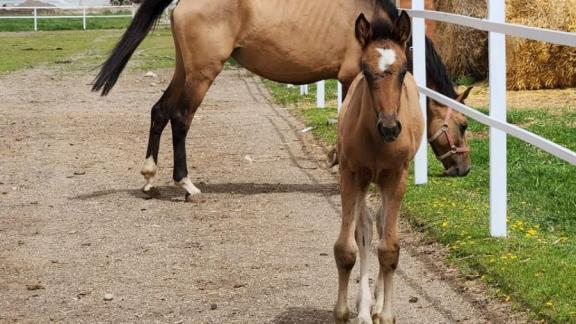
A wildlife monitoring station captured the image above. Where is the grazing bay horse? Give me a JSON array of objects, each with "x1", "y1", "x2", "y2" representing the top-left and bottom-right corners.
[
  {"x1": 334, "y1": 12, "x2": 421, "y2": 324},
  {"x1": 92, "y1": 0, "x2": 471, "y2": 200}
]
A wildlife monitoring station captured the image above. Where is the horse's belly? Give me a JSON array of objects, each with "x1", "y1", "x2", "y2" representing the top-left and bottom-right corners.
[
  {"x1": 232, "y1": 0, "x2": 353, "y2": 83},
  {"x1": 233, "y1": 47, "x2": 340, "y2": 84}
]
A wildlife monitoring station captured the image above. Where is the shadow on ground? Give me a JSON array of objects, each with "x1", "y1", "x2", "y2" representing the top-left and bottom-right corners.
[
  {"x1": 272, "y1": 307, "x2": 333, "y2": 324},
  {"x1": 72, "y1": 182, "x2": 339, "y2": 201}
]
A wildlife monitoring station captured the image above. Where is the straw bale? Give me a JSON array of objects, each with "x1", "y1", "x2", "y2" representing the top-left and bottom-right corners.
[
  {"x1": 432, "y1": 0, "x2": 488, "y2": 80},
  {"x1": 506, "y1": 0, "x2": 576, "y2": 90},
  {"x1": 432, "y1": 0, "x2": 576, "y2": 90}
]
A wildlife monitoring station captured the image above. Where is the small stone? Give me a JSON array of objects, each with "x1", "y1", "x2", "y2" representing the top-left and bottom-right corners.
[
  {"x1": 26, "y1": 283, "x2": 45, "y2": 291},
  {"x1": 103, "y1": 293, "x2": 114, "y2": 301},
  {"x1": 210, "y1": 303, "x2": 217, "y2": 310},
  {"x1": 144, "y1": 71, "x2": 158, "y2": 78},
  {"x1": 409, "y1": 296, "x2": 418, "y2": 303},
  {"x1": 73, "y1": 171, "x2": 86, "y2": 176},
  {"x1": 233, "y1": 283, "x2": 245, "y2": 288},
  {"x1": 319, "y1": 253, "x2": 329, "y2": 256}
]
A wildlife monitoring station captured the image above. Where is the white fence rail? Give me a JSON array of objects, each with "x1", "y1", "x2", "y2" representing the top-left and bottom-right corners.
[
  {"x1": 0, "y1": 6, "x2": 136, "y2": 31},
  {"x1": 408, "y1": 0, "x2": 576, "y2": 237}
]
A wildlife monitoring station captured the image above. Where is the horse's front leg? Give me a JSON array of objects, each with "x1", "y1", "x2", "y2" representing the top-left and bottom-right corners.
[
  {"x1": 334, "y1": 168, "x2": 368, "y2": 323},
  {"x1": 373, "y1": 168, "x2": 408, "y2": 324}
]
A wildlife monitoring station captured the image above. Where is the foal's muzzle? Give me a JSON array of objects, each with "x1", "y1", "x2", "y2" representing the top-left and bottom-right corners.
[{"x1": 377, "y1": 114, "x2": 402, "y2": 142}]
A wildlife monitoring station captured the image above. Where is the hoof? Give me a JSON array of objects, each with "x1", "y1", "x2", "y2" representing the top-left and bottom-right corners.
[
  {"x1": 142, "y1": 185, "x2": 160, "y2": 197},
  {"x1": 334, "y1": 306, "x2": 351, "y2": 324},
  {"x1": 353, "y1": 315, "x2": 373, "y2": 324},
  {"x1": 176, "y1": 177, "x2": 202, "y2": 200},
  {"x1": 184, "y1": 192, "x2": 201, "y2": 203}
]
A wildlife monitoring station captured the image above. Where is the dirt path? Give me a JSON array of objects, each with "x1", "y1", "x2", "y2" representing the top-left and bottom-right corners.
[{"x1": 0, "y1": 68, "x2": 523, "y2": 323}]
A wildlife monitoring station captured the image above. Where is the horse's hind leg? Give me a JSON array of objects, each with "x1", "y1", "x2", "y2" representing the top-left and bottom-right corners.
[
  {"x1": 141, "y1": 89, "x2": 172, "y2": 194},
  {"x1": 373, "y1": 169, "x2": 408, "y2": 324}
]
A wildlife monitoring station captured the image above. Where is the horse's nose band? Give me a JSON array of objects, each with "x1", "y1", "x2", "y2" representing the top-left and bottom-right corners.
[{"x1": 428, "y1": 108, "x2": 469, "y2": 161}]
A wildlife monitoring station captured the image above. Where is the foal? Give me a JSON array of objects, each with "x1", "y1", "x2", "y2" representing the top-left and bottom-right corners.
[{"x1": 334, "y1": 12, "x2": 423, "y2": 324}]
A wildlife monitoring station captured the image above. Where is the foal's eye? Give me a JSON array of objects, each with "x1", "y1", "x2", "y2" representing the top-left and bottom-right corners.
[{"x1": 459, "y1": 123, "x2": 468, "y2": 134}]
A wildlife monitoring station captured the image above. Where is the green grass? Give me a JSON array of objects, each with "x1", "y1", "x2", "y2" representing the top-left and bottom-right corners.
[
  {"x1": 0, "y1": 27, "x2": 174, "y2": 74},
  {"x1": 263, "y1": 80, "x2": 576, "y2": 323},
  {"x1": 0, "y1": 17, "x2": 132, "y2": 32}
]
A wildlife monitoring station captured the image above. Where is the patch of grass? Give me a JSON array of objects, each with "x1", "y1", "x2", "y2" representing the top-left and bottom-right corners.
[
  {"x1": 263, "y1": 80, "x2": 576, "y2": 323},
  {"x1": 453, "y1": 74, "x2": 476, "y2": 86},
  {"x1": 0, "y1": 17, "x2": 132, "y2": 32},
  {"x1": 0, "y1": 27, "x2": 174, "y2": 74}
]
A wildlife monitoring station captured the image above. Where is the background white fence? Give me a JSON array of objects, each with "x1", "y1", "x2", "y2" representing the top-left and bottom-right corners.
[
  {"x1": 300, "y1": 1, "x2": 576, "y2": 238},
  {"x1": 0, "y1": 5, "x2": 136, "y2": 31},
  {"x1": 408, "y1": 0, "x2": 576, "y2": 237}
]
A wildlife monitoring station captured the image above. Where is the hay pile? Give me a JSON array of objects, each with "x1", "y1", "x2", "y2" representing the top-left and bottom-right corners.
[
  {"x1": 432, "y1": 0, "x2": 488, "y2": 81},
  {"x1": 506, "y1": 0, "x2": 576, "y2": 90},
  {"x1": 432, "y1": 0, "x2": 576, "y2": 90}
]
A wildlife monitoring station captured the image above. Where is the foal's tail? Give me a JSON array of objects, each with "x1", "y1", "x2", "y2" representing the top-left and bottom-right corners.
[{"x1": 92, "y1": 0, "x2": 174, "y2": 96}]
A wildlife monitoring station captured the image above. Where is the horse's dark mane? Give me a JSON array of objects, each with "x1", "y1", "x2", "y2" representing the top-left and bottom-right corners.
[
  {"x1": 424, "y1": 38, "x2": 457, "y2": 98},
  {"x1": 376, "y1": 0, "x2": 458, "y2": 99},
  {"x1": 376, "y1": 0, "x2": 399, "y2": 21}
]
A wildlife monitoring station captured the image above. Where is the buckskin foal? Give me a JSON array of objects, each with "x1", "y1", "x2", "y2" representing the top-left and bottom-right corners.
[{"x1": 334, "y1": 12, "x2": 423, "y2": 324}]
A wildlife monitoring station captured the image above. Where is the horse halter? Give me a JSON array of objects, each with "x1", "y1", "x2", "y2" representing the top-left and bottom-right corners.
[{"x1": 428, "y1": 108, "x2": 469, "y2": 161}]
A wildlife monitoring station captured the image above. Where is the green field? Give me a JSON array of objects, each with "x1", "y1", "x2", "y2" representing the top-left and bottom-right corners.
[
  {"x1": 0, "y1": 27, "x2": 174, "y2": 74},
  {"x1": 0, "y1": 16, "x2": 132, "y2": 32},
  {"x1": 263, "y1": 80, "x2": 576, "y2": 323}
]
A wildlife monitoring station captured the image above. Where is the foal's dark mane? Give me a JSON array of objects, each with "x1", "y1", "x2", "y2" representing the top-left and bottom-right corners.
[{"x1": 376, "y1": 0, "x2": 458, "y2": 99}]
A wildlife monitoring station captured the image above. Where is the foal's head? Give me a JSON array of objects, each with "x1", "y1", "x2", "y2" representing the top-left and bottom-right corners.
[{"x1": 355, "y1": 11, "x2": 412, "y2": 142}]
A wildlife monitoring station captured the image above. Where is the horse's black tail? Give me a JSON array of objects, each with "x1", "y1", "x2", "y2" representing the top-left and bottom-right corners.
[{"x1": 92, "y1": 0, "x2": 174, "y2": 96}]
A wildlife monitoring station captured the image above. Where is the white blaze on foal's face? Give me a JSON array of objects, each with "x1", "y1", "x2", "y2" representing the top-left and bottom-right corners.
[{"x1": 376, "y1": 48, "x2": 396, "y2": 72}]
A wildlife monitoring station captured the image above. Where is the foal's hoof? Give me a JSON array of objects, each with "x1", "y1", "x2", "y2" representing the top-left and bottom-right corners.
[
  {"x1": 334, "y1": 306, "x2": 351, "y2": 324},
  {"x1": 353, "y1": 315, "x2": 374, "y2": 324},
  {"x1": 374, "y1": 315, "x2": 395, "y2": 324}
]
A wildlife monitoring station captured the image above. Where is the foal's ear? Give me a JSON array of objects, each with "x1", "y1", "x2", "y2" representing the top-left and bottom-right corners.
[
  {"x1": 355, "y1": 13, "x2": 372, "y2": 48},
  {"x1": 393, "y1": 11, "x2": 412, "y2": 46},
  {"x1": 456, "y1": 86, "x2": 474, "y2": 103}
]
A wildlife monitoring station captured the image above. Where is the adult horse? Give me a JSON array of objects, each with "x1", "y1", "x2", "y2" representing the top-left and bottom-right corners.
[
  {"x1": 93, "y1": 0, "x2": 471, "y2": 200},
  {"x1": 334, "y1": 12, "x2": 421, "y2": 323}
]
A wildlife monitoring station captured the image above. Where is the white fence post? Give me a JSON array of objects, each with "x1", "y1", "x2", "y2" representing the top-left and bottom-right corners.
[
  {"x1": 412, "y1": 0, "x2": 428, "y2": 185},
  {"x1": 316, "y1": 80, "x2": 325, "y2": 108},
  {"x1": 300, "y1": 85, "x2": 309, "y2": 95},
  {"x1": 33, "y1": 8, "x2": 37, "y2": 31},
  {"x1": 82, "y1": 8, "x2": 86, "y2": 30},
  {"x1": 337, "y1": 81, "x2": 343, "y2": 112},
  {"x1": 488, "y1": 0, "x2": 508, "y2": 237}
]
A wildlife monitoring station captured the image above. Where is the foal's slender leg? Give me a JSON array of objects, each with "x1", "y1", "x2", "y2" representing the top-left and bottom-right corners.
[
  {"x1": 355, "y1": 198, "x2": 374, "y2": 323},
  {"x1": 374, "y1": 168, "x2": 408, "y2": 324},
  {"x1": 334, "y1": 168, "x2": 369, "y2": 324},
  {"x1": 334, "y1": 168, "x2": 358, "y2": 323},
  {"x1": 372, "y1": 206, "x2": 385, "y2": 322}
]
